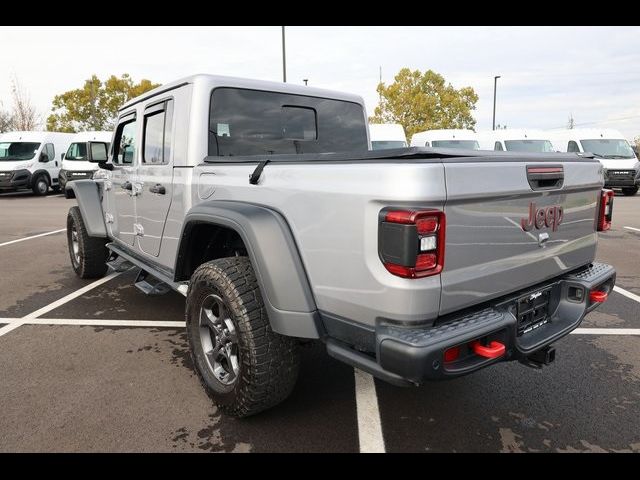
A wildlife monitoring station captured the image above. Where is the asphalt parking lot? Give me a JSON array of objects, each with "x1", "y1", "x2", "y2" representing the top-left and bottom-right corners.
[{"x1": 0, "y1": 190, "x2": 638, "y2": 452}]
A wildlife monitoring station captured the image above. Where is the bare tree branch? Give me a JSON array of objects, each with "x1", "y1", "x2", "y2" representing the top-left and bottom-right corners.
[{"x1": 10, "y1": 77, "x2": 40, "y2": 131}]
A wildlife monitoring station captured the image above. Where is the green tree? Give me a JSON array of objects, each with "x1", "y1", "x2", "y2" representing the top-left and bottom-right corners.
[
  {"x1": 46, "y1": 74, "x2": 159, "y2": 132},
  {"x1": 369, "y1": 68, "x2": 479, "y2": 142}
]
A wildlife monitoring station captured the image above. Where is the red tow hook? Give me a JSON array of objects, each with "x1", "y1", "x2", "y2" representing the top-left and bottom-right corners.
[
  {"x1": 471, "y1": 340, "x2": 506, "y2": 359},
  {"x1": 589, "y1": 290, "x2": 608, "y2": 303}
]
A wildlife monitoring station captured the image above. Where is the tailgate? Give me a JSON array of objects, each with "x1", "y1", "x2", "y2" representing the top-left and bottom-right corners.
[{"x1": 440, "y1": 159, "x2": 602, "y2": 316}]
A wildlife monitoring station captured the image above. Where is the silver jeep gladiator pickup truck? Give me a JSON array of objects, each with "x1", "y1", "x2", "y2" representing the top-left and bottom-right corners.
[{"x1": 66, "y1": 74, "x2": 616, "y2": 417}]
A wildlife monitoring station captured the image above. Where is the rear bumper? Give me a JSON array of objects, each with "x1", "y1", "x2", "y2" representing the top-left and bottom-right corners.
[
  {"x1": 327, "y1": 262, "x2": 616, "y2": 386},
  {"x1": 0, "y1": 170, "x2": 31, "y2": 189}
]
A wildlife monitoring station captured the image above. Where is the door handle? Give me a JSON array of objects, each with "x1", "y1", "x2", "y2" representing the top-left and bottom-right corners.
[
  {"x1": 121, "y1": 181, "x2": 133, "y2": 191},
  {"x1": 149, "y1": 183, "x2": 166, "y2": 195}
]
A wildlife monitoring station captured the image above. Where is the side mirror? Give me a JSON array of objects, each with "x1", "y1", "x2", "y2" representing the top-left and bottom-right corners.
[
  {"x1": 88, "y1": 141, "x2": 108, "y2": 163},
  {"x1": 39, "y1": 151, "x2": 49, "y2": 163}
]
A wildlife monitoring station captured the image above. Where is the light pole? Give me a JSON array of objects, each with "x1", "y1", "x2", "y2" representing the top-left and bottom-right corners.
[
  {"x1": 492, "y1": 75, "x2": 501, "y2": 130},
  {"x1": 281, "y1": 26, "x2": 287, "y2": 83}
]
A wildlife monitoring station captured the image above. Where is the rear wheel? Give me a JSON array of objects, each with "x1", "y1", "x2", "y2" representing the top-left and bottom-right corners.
[
  {"x1": 32, "y1": 174, "x2": 49, "y2": 196},
  {"x1": 186, "y1": 257, "x2": 300, "y2": 417},
  {"x1": 66, "y1": 206, "x2": 108, "y2": 278},
  {"x1": 621, "y1": 187, "x2": 638, "y2": 196}
]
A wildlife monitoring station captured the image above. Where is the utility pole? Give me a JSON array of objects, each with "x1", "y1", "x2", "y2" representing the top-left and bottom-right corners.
[
  {"x1": 281, "y1": 26, "x2": 287, "y2": 83},
  {"x1": 379, "y1": 66, "x2": 382, "y2": 103},
  {"x1": 303, "y1": 79, "x2": 308, "y2": 86},
  {"x1": 492, "y1": 75, "x2": 501, "y2": 131}
]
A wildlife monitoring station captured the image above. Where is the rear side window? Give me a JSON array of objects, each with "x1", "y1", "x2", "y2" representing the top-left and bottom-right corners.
[
  {"x1": 208, "y1": 88, "x2": 367, "y2": 156},
  {"x1": 113, "y1": 115, "x2": 137, "y2": 165},
  {"x1": 567, "y1": 141, "x2": 580, "y2": 152},
  {"x1": 494, "y1": 141, "x2": 504, "y2": 151},
  {"x1": 143, "y1": 99, "x2": 174, "y2": 165}
]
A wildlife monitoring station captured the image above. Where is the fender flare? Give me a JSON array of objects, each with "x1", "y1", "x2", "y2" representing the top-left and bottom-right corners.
[
  {"x1": 67, "y1": 180, "x2": 107, "y2": 238},
  {"x1": 31, "y1": 169, "x2": 51, "y2": 187},
  {"x1": 176, "y1": 201, "x2": 322, "y2": 339}
]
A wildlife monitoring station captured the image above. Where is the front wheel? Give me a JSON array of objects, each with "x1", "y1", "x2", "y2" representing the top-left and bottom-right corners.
[
  {"x1": 31, "y1": 174, "x2": 49, "y2": 196},
  {"x1": 67, "y1": 206, "x2": 109, "y2": 278},
  {"x1": 621, "y1": 187, "x2": 638, "y2": 196},
  {"x1": 186, "y1": 257, "x2": 300, "y2": 417}
]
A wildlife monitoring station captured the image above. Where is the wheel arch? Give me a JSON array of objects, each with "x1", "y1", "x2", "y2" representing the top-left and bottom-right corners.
[{"x1": 175, "y1": 201, "x2": 321, "y2": 339}]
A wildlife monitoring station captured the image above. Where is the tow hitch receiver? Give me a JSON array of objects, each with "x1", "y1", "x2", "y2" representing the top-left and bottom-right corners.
[
  {"x1": 520, "y1": 346, "x2": 556, "y2": 369},
  {"x1": 471, "y1": 340, "x2": 505, "y2": 359}
]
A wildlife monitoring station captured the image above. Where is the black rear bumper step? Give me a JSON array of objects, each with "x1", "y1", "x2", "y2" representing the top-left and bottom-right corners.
[{"x1": 328, "y1": 262, "x2": 616, "y2": 386}]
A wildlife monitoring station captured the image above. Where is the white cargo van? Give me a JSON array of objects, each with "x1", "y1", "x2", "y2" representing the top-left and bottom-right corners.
[
  {"x1": 59, "y1": 131, "x2": 112, "y2": 195},
  {"x1": 410, "y1": 129, "x2": 479, "y2": 149},
  {"x1": 477, "y1": 129, "x2": 555, "y2": 153},
  {"x1": 0, "y1": 131, "x2": 73, "y2": 195},
  {"x1": 369, "y1": 123, "x2": 407, "y2": 150},
  {"x1": 550, "y1": 128, "x2": 639, "y2": 196}
]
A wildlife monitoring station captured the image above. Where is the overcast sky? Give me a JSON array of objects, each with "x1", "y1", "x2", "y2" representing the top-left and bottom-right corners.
[{"x1": 1, "y1": 26, "x2": 639, "y2": 139}]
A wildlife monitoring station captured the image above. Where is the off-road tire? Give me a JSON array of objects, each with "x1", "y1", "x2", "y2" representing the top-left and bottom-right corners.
[
  {"x1": 186, "y1": 257, "x2": 300, "y2": 417},
  {"x1": 621, "y1": 187, "x2": 638, "y2": 196},
  {"x1": 66, "y1": 206, "x2": 109, "y2": 278},
  {"x1": 32, "y1": 174, "x2": 49, "y2": 196}
]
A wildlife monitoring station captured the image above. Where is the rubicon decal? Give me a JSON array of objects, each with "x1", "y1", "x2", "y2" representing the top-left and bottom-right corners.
[{"x1": 521, "y1": 203, "x2": 564, "y2": 232}]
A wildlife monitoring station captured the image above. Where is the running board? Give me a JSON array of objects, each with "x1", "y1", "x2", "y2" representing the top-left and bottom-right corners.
[
  {"x1": 135, "y1": 269, "x2": 171, "y2": 296},
  {"x1": 106, "y1": 243, "x2": 189, "y2": 297},
  {"x1": 106, "y1": 252, "x2": 134, "y2": 272}
]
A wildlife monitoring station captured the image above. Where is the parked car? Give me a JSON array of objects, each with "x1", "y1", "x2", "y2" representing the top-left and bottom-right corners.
[
  {"x1": 59, "y1": 131, "x2": 112, "y2": 197},
  {"x1": 550, "y1": 128, "x2": 640, "y2": 196},
  {"x1": 410, "y1": 129, "x2": 479, "y2": 149},
  {"x1": 0, "y1": 131, "x2": 73, "y2": 195},
  {"x1": 477, "y1": 129, "x2": 556, "y2": 153},
  {"x1": 369, "y1": 123, "x2": 407, "y2": 150},
  {"x1": 65, "y1": 74, "x2": 615, "y2": 417}
]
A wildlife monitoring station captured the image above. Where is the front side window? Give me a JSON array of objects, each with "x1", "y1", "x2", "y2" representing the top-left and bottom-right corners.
[
  {"x1": 494, "y1": 141, "x2": 504, "y2": 151},
  {"x1": 504, "y1": 140, "x2": 555, "y2": 153},
  {"x1": 580, "y1": 139, "x2": 635, "y2": 159},
  {"x1": 44, "y1": 143, "x2": 55, "y2": 161},
  {"x1": 208, "y1": 88, "x2": 367, "y2": 156},
  {"x1": 143, "y1": 99, "x2": 174, "y2": 165},
  {"x1": 66, "y1": 142, "x2": 88, "y2": 161},
  {"x1": 0, "y1": 142, "x2": 41, "y2": 161},
  {"x1": 113, "y1": 116, "x2": 137, "y2": 165},
  {"x1": 432, "y1": 140, "x2": 480, "y2": 150}
]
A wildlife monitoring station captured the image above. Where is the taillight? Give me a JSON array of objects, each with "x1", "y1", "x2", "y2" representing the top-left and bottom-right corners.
[
  {"x1": 378, "y1": 209, "x2": 445, "y2": 278},
  {"x1": 597, "y1": 189, "x2": 614, "y2": 231}
]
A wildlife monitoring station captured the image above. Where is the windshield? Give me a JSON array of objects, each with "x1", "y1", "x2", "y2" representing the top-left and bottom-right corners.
[
  {"x1": 0, "y1": 142, "x2": 41, "y2": 161},
  {"x1": 65, "y1": 142, "x2": 88, "y2": 161},
  {"x1": 504, "y1": 140, "x2": 555, "y2": 153},
  {"x1": 431, "y1": 140, "x2": 480, "y2": 149},
  {"x1": 580, "y1": 139, "x2": 636, "y2": 159},
  {"x1": 371, "y1": 140, "x2": 407, "y2": 150}
]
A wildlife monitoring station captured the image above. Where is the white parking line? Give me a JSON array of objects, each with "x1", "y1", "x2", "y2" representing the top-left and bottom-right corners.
[
  {"x1": 572, "y1": 328, "x2": 640, "y2": 335},
  {"x1": 613, "y1": 286, "x2": 640, "y2": 304},
  {"x1": 624, "y1": 226, "x2": 640, "y2": 233},
  {"x1": 0, "y1": 318, "x2": 185, "y2": 328},
  {"x1": 354, "y1": 369, "x2": 386, "y2": 453},
  {"x1": 0, "y1": 271, "x2": 123, "y2": 338},
  {"x1": 0, "y1": 228, "x2": 66, "y2": 247}
]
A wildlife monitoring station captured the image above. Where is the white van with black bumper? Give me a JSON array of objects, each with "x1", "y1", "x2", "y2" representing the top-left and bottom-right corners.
[
  {"x1": 59, "y1": 131, "x2": 112, "y2": 198},
  {"x1": 0, "y1": 131, "x2": 73, "y2": 195}
]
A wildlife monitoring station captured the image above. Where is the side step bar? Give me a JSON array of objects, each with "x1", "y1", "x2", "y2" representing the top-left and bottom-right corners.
[{"x1": 106, "y1": 243, "x2": 189, "y2": 297}]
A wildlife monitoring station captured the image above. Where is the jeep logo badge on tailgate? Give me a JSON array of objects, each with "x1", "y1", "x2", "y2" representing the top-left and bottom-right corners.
[{"x1": 521, "y1": 203, "x2": 563, "y2": 232}]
